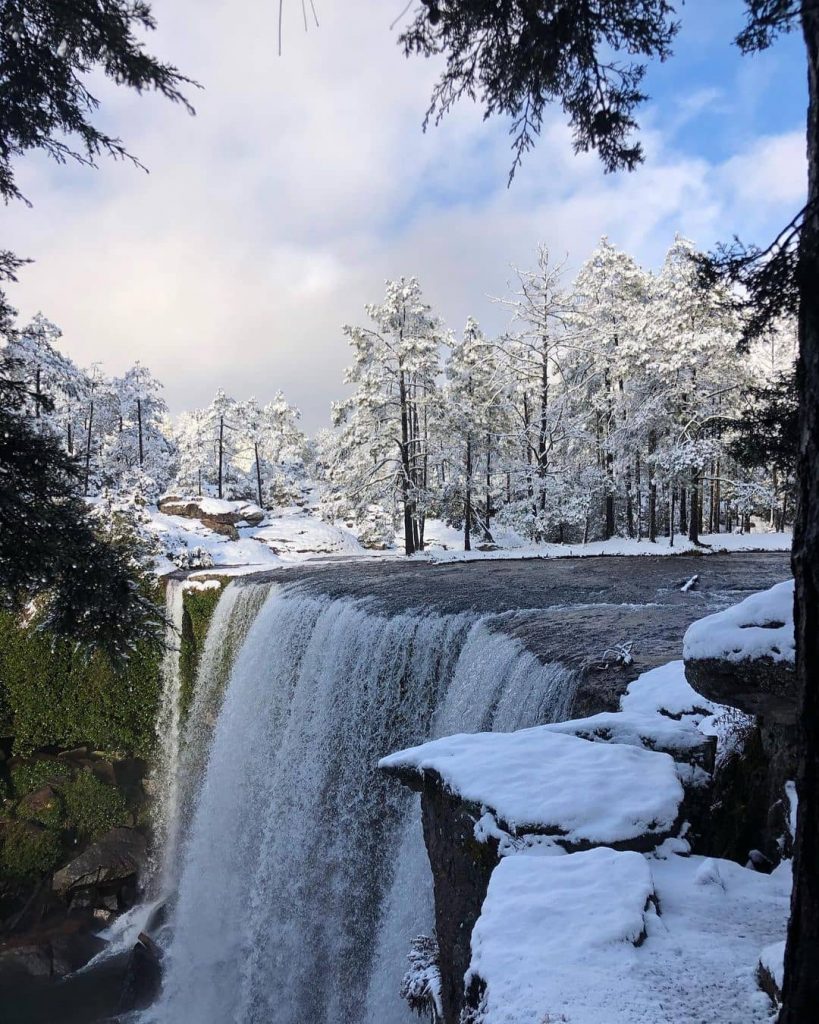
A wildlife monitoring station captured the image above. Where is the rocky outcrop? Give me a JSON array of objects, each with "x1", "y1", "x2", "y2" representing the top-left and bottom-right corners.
[
  {"x1": 159, "y1": 496, "x2": 265, "y2": 539},
  {"x1": 118, "y1": 931, "x2": 163, "y2": 1012},
  {"x1": 415, "y1": 776, "x2": 500, "y2": 1024},
  {"x1": 380, "y1": 680, "x2": 701, "y2": 1024},
  {"x1": 685, "y1": 656, "x2": 796, "y2": 726},
  {"x1": 0, "y1": 917, "x2": 106, "y2": 982},
  {"x1": 52, "y1": 827, "x2": 146, "y2": 900}
]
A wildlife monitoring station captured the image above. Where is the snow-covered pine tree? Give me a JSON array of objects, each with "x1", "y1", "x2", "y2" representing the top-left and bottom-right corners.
[
  {"x1": 443, "y1": 318, "x2": 508, "y2": 549},
  {"x1": 101, "y1": 362, "x2": 175, "y2": 499},
  {"x1": 333, "y1": 278, "x2": 444, "y2": 555}
]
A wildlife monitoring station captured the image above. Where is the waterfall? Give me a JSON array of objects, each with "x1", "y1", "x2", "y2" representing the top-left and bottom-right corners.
[
  {"x1": 146, "y1": 578, "x2": 186, "y2": 886},
  {"x1": 145, "y1": 585, "x2": 579, "y2": 1024},
  {"x1": 162, "y1": 580, "x2": 272, "y2": 894}
]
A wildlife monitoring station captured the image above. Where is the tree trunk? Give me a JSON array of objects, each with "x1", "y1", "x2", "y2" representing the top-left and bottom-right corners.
[
  {"x1": 84, "y1": 401, "x2": 94, "y2": 497},
  {"x1": 398, "y1": 369, "x2": 415, "y2": 555},
  {"x1": 464, "y1": 434, "x2": 472, "y2": 552},
  {"x1": 34, "y1": 366, "x2": 41, "y2": 420},
  {"x1": 648, "y1": 433, "x2": 657, "y2": 543},
  {"x1": 688, "y1": 468, "x2": 700, "y2": 545},
  {"x1": 484, "y1": 431, "x2": 493, "y2": 541},
  {"x1": 713, "y1": 458, "x2": 721, "y2": 534},
  {"x1": 669, "y1": 488, "x2": 675, "y2": 547},
  {"x1": 780, "y1": 10, "x2": 819, "y2": 1019},
  {"x1": 255, "y1": 441, "x2": 263, "y2": 508},
  {"x1": 635, "y1": 453, "x2": 642, "y2": 540},
  {"x1": 679, "y1": 486, "x2": 688, "y2": 535},
  {"x1": 604, "y1": 477, "x2": 615, "y2": 539},
  {"x1": 625, "y1": 461, "x2": 634, "y2": 539},
  {"x1": 218, "y1": 415, "x2": 224, "y2": 500},
  {"x1": 137, "y1": 398, "x2": 144, "y2": 467}
]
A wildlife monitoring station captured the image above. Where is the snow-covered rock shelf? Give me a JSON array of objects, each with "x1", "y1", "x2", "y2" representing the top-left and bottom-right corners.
[
  {"x1": 381, "y1": 634, "x2": 794, "y2": 1024},
  {"x1": 380, "y1": 727, "x2": 685, "y2": 848}
]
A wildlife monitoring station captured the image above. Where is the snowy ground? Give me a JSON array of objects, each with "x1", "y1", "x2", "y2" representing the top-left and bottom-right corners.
[
  {"x1": 148, "y1": 504, "x2": 368, "y2": 575},
  {"x1": 145, "y1": 501, "x2": 792, "y2": 577},
  {"x1": 420, "y1": 528, "x2": 792, "y2": 563},
  {"x1": 469, "y1": 843, "x2": 790, "y2": 1024}
]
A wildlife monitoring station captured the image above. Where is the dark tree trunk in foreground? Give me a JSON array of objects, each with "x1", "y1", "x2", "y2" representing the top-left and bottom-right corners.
[{"x1": 781, "y1": 7, "x2": 819, "y2": 1021}]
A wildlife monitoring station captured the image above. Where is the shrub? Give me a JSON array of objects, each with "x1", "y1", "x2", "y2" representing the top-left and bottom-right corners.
[
  {"x1": 10, "y1": 759, "x2": 72, "y2": 798},
  {"x1": 0, "y1": 603, "x2": 163, "y2": 757},
  {"x1": 61, "y1": 772, "x2": 129, "y2": 842},
  {"x1": 0, "y1": 821, "x2": 62, "y2": 881}
]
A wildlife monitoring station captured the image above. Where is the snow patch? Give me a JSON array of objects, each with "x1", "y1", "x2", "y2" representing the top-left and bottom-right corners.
[{"x1": 683, "y1": 579, "x2": 794, "y2": 664}]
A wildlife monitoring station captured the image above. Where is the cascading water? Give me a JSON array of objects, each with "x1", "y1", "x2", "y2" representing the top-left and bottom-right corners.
[
  {"x1": 162, "y1": 580, "x2": 271, "y2": 893},
  {"x1": 147, "y1": 578, "x2": 187, "y2": 885},
  {"x1": 144, "y1": 583, "x2": 580, "y2": 1024}
]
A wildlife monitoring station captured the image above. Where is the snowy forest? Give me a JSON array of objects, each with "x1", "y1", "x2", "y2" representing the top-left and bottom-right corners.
[{"x1": 4, "y1": 236, "x2": 795, "y2": 558}]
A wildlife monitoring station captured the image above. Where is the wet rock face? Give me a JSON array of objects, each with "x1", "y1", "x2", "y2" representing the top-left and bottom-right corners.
[
  {"x1": 0, "y1": 918, "x2": 106, "y2": 982},
  {"x1": 118, "y1": 932, "x2": 163, "y2": 1013},
  {"x1": 416, "y1": 776, "x2": 500, "y2": 1024}
]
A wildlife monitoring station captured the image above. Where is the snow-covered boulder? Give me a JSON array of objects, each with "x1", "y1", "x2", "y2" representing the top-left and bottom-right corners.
[
  {"x1": 681, "y1": 582, "x2": 797, "y2": 867},
  {"x1": 684, "y1": 580, "x2": 794, "y2": 666},
  {"x1": 683, "y1": 580, "x2": 796, "y2": 725},
  {"x1": 157, "y1": 497, "x2": 266, "y2": 538},
  {"x1": 464, "y1": 849, "x2": 656, "y2": 1024}
]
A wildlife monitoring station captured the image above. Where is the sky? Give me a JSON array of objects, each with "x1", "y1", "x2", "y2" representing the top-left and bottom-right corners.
[{"x1": 2, "y1": 0, "x2": 809, "y2": 433}]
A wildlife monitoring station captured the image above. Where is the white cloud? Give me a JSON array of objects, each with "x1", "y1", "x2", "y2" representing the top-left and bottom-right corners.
[{"x1": 2, "y1": 0, "x2": 807, "y2": 431}]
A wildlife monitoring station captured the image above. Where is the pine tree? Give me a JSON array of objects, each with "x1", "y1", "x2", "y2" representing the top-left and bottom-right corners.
[{"x1": 333, "y1": 278, "x2": 443, "y2": 554}]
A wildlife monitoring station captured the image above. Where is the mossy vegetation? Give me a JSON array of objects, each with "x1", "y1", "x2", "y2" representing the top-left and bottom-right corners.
[
  {"x1": 0, "y1": 602, "x2": 163, "y2": 757},
  {"x1": 61, "y1": 771, "x2": 129, "y2": 842},
  {"x1": 0, "y1": 821, "x2": 62, "y2": 881},
  {"x1": 179, "y1": 582, "x2": 224, "y2": 718}
]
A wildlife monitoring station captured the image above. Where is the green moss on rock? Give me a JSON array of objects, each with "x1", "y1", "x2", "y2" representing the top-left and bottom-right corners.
[
  {"x1": 179, "y1": 584, "x2": 224, "y2": 718},
  {"x1": 9, "y1": 758, "x2": 72, "y2": 798}
]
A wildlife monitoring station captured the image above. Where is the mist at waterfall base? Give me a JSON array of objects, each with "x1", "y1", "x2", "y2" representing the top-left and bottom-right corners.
[{"x1": 139, "y1": 580, "x2": 579, "y2": 1024}]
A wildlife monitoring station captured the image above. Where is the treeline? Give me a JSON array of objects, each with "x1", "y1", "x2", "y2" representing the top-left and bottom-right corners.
[
  {"x1": 0, "y1": 320, "x2": 311, "y2": 510},
  {"x1": 323, "y1": 237, "x2": 797, "y2": 553},
  {"x1": 2, "y1": 236, "x2": 796, "y2": 557}
]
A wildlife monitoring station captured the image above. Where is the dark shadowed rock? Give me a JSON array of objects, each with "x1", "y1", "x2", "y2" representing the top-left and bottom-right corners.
[
  {"x1": 685, "y1": 656, "x2": 797, "y2": 726},
  {"x1": 52, "y1": 828, "x2": 146, "y2": 898},
  {"x1": 118, "y1": 932, "x2": 163, "y2": 1012}
]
